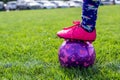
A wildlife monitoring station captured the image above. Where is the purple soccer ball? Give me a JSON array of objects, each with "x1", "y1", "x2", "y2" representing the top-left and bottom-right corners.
[{"x1": 58, "y1": 40, "x2": 96, "y2": 68}]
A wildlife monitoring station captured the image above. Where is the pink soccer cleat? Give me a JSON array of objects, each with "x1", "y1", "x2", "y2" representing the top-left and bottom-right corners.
[{"x1": 57, "y1": 21, "x2": 96, "y2": 42}]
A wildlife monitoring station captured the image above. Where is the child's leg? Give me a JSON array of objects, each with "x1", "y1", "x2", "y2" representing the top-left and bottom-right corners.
[
  {"x1": 57, "y1": 0, "x2": 100, "y2": 41},
  {"x1": 81, "y1": 0, "x2": 100, "y2": 32}
]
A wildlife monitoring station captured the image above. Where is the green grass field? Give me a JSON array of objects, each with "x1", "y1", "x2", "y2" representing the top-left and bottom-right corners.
[{"x1": 0, "y1": 5, "x2": 120, "y2": 80}]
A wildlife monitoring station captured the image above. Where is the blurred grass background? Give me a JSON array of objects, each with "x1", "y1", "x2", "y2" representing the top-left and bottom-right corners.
[{"x1": 0, "y1": 5, "x2": 120, "y2": 80}]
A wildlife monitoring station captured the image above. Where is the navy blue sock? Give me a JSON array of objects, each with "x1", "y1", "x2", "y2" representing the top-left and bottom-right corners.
[{"x1": 81, "y1": 0, "x2": 100, "y2": 32}]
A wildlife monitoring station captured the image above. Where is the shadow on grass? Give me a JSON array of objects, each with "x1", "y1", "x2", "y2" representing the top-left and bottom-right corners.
[
  {"x1": 59, "y1": 63, "x2": 103, "y2": 80},
  {"x1": 59, "y1": 61, "x2": 120, "y2": 79}
]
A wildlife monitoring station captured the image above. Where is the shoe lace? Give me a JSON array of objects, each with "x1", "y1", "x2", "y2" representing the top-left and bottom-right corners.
[
  {"x1": 71, "y1": 21, "x2": 81, "y2": 38},
  {"x1": 63, "y1": 21, "x2": 81, "y2": 30}
]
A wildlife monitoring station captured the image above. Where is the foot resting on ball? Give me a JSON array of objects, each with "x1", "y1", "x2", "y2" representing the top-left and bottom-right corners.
[{"x1": 57, "y1": 21, "x2": 96, "y2": 42}]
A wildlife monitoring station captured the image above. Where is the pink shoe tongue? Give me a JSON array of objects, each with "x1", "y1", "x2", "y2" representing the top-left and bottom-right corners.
[
  {"x1": 63, "y1": 21, "x2": 81, "y2": 30},
  {"x1": 73, "y1": 21, "x2": 81, "y2": 25}
]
